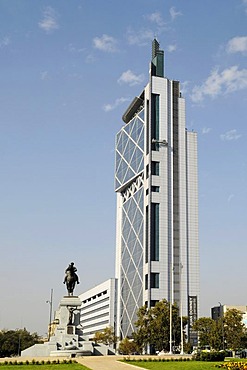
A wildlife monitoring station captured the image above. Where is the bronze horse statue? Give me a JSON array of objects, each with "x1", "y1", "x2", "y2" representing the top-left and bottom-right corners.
[{"x1": 63, "y1": 262, "x2": 80, "y2": 296}]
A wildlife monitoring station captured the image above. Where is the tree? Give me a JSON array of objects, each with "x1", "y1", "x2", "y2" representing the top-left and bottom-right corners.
[
  {"x1": 193, "y1": 317, "x2": 222, "y2": 350},
  {"x1": 118, "y1": 338, "x2": 140, "y2": 355},
  {"x1": 0, "y1": 328, "x2": 41, "y2": 357},
  {"x1": 210, "y1": 319, "x2": 223, "y2": 351},
  {"x1": 193, "y1": 309, "x2": 246, "y2": 352},
  {"x1": 133, "y1": 299, "x2": 187, "y2": 353},
  {"x1": 93, "y1": 326, "x2": 117, "y2": 346},
  {"x1": 132, "y1": 306, "x2": 150, "y2": 350},
  {"x1": 240, "y1": 328, "x2": 247, "y2": 349},
  {"x1": 224, "y1": 309, "x2": 244, "y2": 351}
]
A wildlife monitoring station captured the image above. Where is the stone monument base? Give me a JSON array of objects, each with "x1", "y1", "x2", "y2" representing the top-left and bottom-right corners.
[
  {"x1": 50, "y1": 349, "x2": 92, "y2": 357},
  {"x1": 22, "y1": 296, "x2": 94, "y2": 357}
]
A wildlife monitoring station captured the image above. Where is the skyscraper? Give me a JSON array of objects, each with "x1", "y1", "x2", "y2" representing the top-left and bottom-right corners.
[{"x1": 115, "y1": 39, "x2": 199, "y2": 344}]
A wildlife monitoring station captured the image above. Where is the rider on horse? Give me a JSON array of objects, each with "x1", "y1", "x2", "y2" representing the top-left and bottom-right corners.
[{"x1": 63, "y1": 262, "x2": 80, "y2": 284}]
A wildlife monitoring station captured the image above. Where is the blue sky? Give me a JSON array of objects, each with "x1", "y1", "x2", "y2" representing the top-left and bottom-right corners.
[{"x1": 0, "y1": 0, "x2": 246, "y2": 335}]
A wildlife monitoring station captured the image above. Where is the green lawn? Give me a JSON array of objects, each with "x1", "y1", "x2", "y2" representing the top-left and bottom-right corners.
[
  {"x1": 0, "y1": 365, "x2": 90, "y2": 370},
  {"x1": 121, "y1": 360, "x2": 223, "y2": 369}
]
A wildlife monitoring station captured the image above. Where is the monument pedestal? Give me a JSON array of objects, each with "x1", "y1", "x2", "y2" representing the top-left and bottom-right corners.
[
  {"x1": 49, "y1": 296, "x2": 93, "y2": 356},
  {"x1": 22, "y1": 296, "x2": 93, "y2": 357}
]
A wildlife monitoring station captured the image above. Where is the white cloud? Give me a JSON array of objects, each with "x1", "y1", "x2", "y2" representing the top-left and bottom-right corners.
[
  {"x1": 126, "y1": 27, "x2": 154, "y2": 46},
  {"x1": 169, "y1": 7, "x2": 182, "y2": 21},
  {"x1": 191, "y1": 65, "x2": 247, "y2": 102},
  {"x1": 167, "y1": 44, "x2": 177, "y2": 53},
  {"x1": 93, "y1": 34, "x2": 117, "y2": 52},
  {"x1": 0, "y1": 36, "x2": 10, "y2": 48},
  {"x1": 226, "y1": 36, "x2": 247, "y2": 54},
  {"x1": 146, "y1": 12, "x2": 165, "y2": 27},
  {"x1": 220, "y1": 129, "x2": 242, "y2": 141},
  {"x1": 39, "y1": 6, "x2": 59, "y2": 33},
  {"x1": 103, "y1": 97, "x2": 130, "y2": 112},
  {"x1": 202, "y1": 127, "x2": 212, "y2": 134},
  {"x1": 118, "y1": 70, "x2": 145, "y2": 86}
]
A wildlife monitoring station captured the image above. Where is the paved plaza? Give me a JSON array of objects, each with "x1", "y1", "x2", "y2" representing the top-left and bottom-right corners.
[
  {"x1": 0, "y1": 356, "x2": 142, "y2": 369},
  {"x1": 77, "y1": 355, "x2": 141, "y2": 369},
  {"x1": 0, "y1": 355, "x2": 192, "y2": 369}
]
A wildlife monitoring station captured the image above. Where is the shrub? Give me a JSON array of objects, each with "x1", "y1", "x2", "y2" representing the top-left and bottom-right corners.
[{"x1": 193, "y1": 350, "x2": 226, "y2": 361}]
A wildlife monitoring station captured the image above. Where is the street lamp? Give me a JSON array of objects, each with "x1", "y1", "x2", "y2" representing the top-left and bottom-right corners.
[
  {"x1": 46, "y1": 288, "x2": 53, "y2": 341},
  {"x1": 169, "y1": 300, "x2": 173, "y2": 354},
  {"x1": 18, "y1": 332, "x2": 21, "y2": 356},
  {"x1": 218, "y1": 302, "x2": 225, "y2": 350},
  {"x1": 180, "y1": 263, "x2": 184, "y2": 355},
  {"x1": 169, "y1": 264, "x2": 174, "y2": 354}
]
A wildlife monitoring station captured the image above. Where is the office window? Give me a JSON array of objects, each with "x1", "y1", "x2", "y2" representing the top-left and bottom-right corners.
[
  {"x1": 151, "y1": 161, "x2": 159, "y2": 176},
  {"x1": 146, "y1": 100, "x2": 149, "y2": 155},
  {"x1": 151, "y1": 94, "x2": 159, "y2": 151},
  {"x1": 151, "y1": 186, "x2": 159, "y2": 192},
  {"x1": 145, "y1": 205, "x2": 149, "y2": 263},
  {"x1": 146, "y1": 164, "x2": 149, "y2": 179},
  {"x1": 151, "y1": 203, "x2": 159, "y2": 261},
  {"x1": 145, "y1": 274, "x2": 148, "y2": 290},
  {"x1": 150, "y1": 300, "x2": 159, "y2": 307},
  {"x1": 150, "y1": 273, "x2": 159, "y2": 288}
]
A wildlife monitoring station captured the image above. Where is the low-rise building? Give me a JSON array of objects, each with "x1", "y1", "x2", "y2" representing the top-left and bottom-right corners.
[{"x1": 79, "y1": 279, "x2": 117, "y2": 340}]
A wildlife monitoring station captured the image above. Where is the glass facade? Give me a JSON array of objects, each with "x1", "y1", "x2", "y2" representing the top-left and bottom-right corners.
[
  {"x1": 115, "y1": 110, "x2": 144, "y2": 190},
  {"x1": 120, "y1": 186, "x2": 144, "y2": 338},
  {"x1": 115, "y1": 108, "x2": 145, "y2": 339}
]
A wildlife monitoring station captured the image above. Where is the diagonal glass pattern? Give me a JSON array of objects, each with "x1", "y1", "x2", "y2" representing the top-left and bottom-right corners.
[
  {"x1": 119, "y1": 186, "x2": 144, "y2": 338},
  {"x1": 115, "y1": 109, "x2": 145, "y2": 190}
]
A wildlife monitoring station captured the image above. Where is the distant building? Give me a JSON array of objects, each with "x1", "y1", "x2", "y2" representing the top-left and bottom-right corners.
[
  {"x1": 115, "y1": 39, "x2": 199, "y2": 344},
  {"x1": 79, "y1": 279, "x2": 117, "y2": 340},
  {"x1": 211, "y1": 305, "x2": 223, "y2": 320},
  {"x1": 212, "y1": 304, "x2": 247, "y2": 327}
]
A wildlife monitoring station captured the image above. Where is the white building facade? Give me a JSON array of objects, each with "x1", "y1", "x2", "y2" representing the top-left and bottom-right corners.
[
  {"x1": 79, "y1": 279, "x2": 117, "y2": 340},
  {"x1": 115, "y1": 39, "x2": 199, "y2": 343}
]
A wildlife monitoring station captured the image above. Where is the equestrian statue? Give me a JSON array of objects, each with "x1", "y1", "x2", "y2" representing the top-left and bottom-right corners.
[{"x1": 63, "y1": 262, "x2": 80, "y2": 296}]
